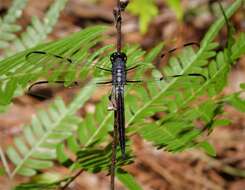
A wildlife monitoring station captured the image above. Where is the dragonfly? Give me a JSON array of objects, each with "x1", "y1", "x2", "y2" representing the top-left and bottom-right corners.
[{"x1": 25, "y1": 43, "x2": 206, "y2": 159}]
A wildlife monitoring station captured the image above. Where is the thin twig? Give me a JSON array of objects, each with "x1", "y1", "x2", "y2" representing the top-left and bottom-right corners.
[
  {"x1": 114, "y1": 0, "x2": 122, "y2": 52},
  {"x1": 110, "y1": 111, "x2": 118, "y2": 190},
  {"x1": 114, "y1": 0, "x2": 129, "y2": 52},
  {"x1": 61, "y1": 169, "x2": 84, "y2": 190},
  {"x1": 110, "y1": 1, "x2": 122, "y2": 188},
  {"x1": 110, "y1": 1, "x2": 129, "y2": 189}
]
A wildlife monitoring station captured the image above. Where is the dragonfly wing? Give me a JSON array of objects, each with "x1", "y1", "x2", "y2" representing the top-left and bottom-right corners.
[
  {"x1": 25, "y1": 50, "x2": 113, "y2": 88},
  {"x1": 26, "y1": 76, "x2": 113, "y2": 101}
]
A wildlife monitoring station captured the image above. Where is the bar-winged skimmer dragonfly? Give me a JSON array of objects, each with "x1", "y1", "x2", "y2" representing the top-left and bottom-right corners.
[{"x1": 25, "y1": 43, "x2": 206, "y2": 159}]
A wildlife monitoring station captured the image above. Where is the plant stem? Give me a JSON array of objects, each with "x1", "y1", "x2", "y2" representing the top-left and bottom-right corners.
[
  {"x1": 110, "y1": 111, "x2": 118, "y2": 190},
  {"x1": 61, "y1": 169, "x2": 84, "y2": 190},
  {"x1": 114, "y1": 0, "x2": 122, "y2": 52}
]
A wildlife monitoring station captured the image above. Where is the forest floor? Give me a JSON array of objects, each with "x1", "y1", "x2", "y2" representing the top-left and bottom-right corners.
[{"x1": 0, "y1": 0, "x2": 244, "y2": 190}]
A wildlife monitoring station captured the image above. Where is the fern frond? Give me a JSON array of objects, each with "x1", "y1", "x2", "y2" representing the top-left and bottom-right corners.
[
  {"x1": 126, "y1": 0, "x2": 242, "y2": 126},
  {"x1": 231, "y1": 32, "x2": 245, "y2": 61},
  {"x1": 74, "y1": 142, "x2": 133, "y2": 172},
  {"x1": 0, "y1": 25, "x2": 106, "y2": 107},
  {"x1": 5, "y1": 82, "x2": 95, "y2": 177},
  {"x1": 136, "y1": 100, "x2": 225, "y2": 154},
  {"x1": 2, "y1": 0, "x2": 68, "y2": 57},
  {"x1": 13, "y1": 172, "x2": 69, "y2": 190},
  {"x1": 0, "y1": 0, "x2": 27, "y2": 49},
  {"x1": 116, "y1": 169, "x2": 142, "y2": 190},
  {"x1": 224, "y1": 84, "x2": 245, "y2": 112}
]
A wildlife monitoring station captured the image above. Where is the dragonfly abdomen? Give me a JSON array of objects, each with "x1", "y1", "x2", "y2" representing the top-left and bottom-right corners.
[{"x1": 116, "y1": 87, "x2": 126, "y2": 159}]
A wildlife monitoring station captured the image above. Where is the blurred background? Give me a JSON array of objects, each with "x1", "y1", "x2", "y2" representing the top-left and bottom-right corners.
[{"x1": 0, "y1": 0, "x2": 244, "y2": 189}]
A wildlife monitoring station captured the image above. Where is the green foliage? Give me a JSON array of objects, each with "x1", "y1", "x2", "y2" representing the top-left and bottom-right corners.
[
  {"x1": 0, "y1": 0, "x2": 244, "y2": 189},
  {"x1": 127, "y1": 0, "x2": 184, "y2": 34},
  {"x1": 0, "y1": 167, "x2": 5, "y2": 176},
  {"x1": 0, "y1": 26, "x2": 106, "y2": 108},
  {"x1": 6, "y1": 83, "x2": 95, "y2": 177},
  {"x1": 165, "y1": 0, "x2": 183, "y2": 20},
  {"x1": 14, "y1": 172, "x2": 66, "y2": 190},
  {"x1": 0, "y1": 0, "x2": 28, "y2": 49},
  {"x1": 127, "y1": 0, "x2": 158, "y2": 34},
  {"x1": 116, "y1": 169, "x2": 142, "y2": 190},
  {"x1": 0, "y1": 0, "x2": 68, "y2": 58},
  {"x1": 198, "y1": 141, "x2": 216, "y2": 157},
  {"x1": 224, "y1": 91, "x2": 245, "y2": 112},
  {"x1": 14, "y1": 183, "x2": 59, "y2": 190},
  {"x1": 231, "y1": 33, "x2": 245, "y2": 60},
  {"x1": 73, "y1": 142, "x2": 133, "y2": 172}
]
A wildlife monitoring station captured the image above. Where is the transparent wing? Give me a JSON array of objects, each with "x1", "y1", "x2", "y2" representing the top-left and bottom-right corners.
[{"x1": 26, "y1": 43, "x2": 206, "y2": 101}]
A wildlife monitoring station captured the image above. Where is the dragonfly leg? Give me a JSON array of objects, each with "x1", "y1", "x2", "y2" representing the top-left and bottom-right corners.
[
  {"x1": 186, "y1": 73, "x2": 207, "y2": 81},
  {"x1": 126, "y1": 65, "x2": 141, "y2": 72},
  {"x1": 108, "y1": 93, "x2": 117, "y2": 111},
  {"x1": 96, "y1": 81, "x2": 112, "y2": 85},
  {"x1": 126, "y1": 80, "x2": 143, "y2": 83},
  {"x1": 96, "y1": 66, "x2": 112, "y2": 72}
]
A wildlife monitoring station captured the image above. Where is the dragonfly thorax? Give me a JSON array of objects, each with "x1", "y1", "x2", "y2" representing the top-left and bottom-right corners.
[{"x1": 111, "y1": 52, "x2": 127, "y2": 85}]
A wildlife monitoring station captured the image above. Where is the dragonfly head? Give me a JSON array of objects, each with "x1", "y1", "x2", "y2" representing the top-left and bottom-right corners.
[{"x1": 110, "y1": 52, "x2": 127, "y2": 63}]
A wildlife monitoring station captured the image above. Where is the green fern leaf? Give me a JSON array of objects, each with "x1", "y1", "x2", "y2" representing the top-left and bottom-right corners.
[
  {"x1": 0, "y1": 0, "x2": 27, "y2": 49},
  {"x1": 116, "y1": 169, "x2": 142, "y2": 190},
  {"x1": 2, "y1": 0, "x2": 68, "y2": 57},
  {"x1": 165, "y1": 0, "x2": 183, "y2": 20},
  {"x1": 75, "y1": 142, "x2": 133, "y2": 173},
  {"x1": 0, "y1": 25, "x2": 106, "y2": 109},
  {"x1": 127, "y1": 0, "x2": 242, "y2": 127},
  {"x1": 231, "y1": 32, "x2": 245, "y2": 60},
  {"x1": 225, "y1": 92, "x2": 245, "y2": 112},
  {"x1": 127, "y1": 0, "x2": 158, "y2": 34},
  {"x1": 198, "y1": 141, "x2": 216, "y2": 157},
  {"x1": 5, "y1": 82, "x2": 95, "y2": 177}
]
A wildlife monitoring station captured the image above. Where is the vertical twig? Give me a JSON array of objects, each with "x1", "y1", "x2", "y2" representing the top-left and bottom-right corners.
[
  {"x1": 114, "y1": 0, "x2": 129, "y2": 52},
  {"x1": 61, "y1": 169, "x2": 84, "y2": 190},
  {"x1": 110, "y1": 111, "x2": 118, "y2": 190},
  {"x1": 110, "y1": 1, "x2": 122, "y2": 189},
  {"x1": 111, "y1": 2, "x2": 129, "y2": 189},
  {"x1": 114, "y1": 0, "x2": 122, "y2": 52}
]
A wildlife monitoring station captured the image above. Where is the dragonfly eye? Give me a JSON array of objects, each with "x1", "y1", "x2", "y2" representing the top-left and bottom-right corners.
[
  {"x1": 121, "y1": 52, "x2": 127, "y2": 62},
  {"x1": 110, "y1": 52, "x2": 117, "y2": 62},
  {"x1": 110, "y1": 52, "x2": 127, "y2": 62}
]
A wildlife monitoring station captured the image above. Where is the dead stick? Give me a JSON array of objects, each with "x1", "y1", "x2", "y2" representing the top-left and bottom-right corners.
[
  {"x1": 110, "y1": 111, "x2": 118, "y2": 190},
  {"x1": 110, "y1": 1, "x2": 129, "y2": 189},
  {"x1": 61, "y1": 169, "x2": 84, "y2": 190}
]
